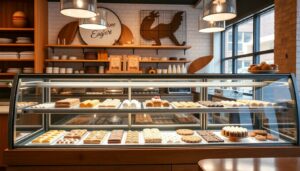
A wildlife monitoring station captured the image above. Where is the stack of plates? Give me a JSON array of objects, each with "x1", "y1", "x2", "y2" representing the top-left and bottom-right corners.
[
  {"x1": 16, "y1": 37, "x2": 32, "y2": 44},
  {"x1": 20, "y1": 51, "x2": 34, "y2": 59},
  {"x1": 7, "y1": 68, "x2": 22, "y2": 74},
  {"x1": 0, "y1": 52, "x2": 19, "y2": 59},
  {"x1": 23, "y1": 67, "x2": 34, "y2": 74},
  {"x1": 0, "y1": 38, "x2": 13, "y2": 44}
]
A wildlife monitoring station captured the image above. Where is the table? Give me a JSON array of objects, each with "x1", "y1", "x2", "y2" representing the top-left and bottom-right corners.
[{"x1": 198, "y1": 158, "x2": 300, "y2": 171}]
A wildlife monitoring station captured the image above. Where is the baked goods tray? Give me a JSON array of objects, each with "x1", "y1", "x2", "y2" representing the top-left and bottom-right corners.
[
  {"x1": 119, "y1": 101, "x2": 142, "y2": 109},
  {"x1": 25, "y1": 130, "x2": 289, "y2": 147},
  {"x1": 142, "y1": 102, "x2": 173, "y2": 109},
  {"x1": 22, "y1": 103, "x2": 289, "y2": 114},
  {"x1": 248, "y1": 70, "x2": 279, "y2": 74}
]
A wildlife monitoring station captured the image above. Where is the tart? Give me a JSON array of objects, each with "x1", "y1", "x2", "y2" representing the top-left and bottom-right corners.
[{"x1": 176, "y1": 129, "x2": 194, "y2": 136}]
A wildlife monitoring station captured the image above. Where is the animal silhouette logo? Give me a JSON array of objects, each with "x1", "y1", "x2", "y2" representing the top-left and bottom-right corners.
[{"x1": 140, "y1": 11, "x2": 186, "y2": 46}]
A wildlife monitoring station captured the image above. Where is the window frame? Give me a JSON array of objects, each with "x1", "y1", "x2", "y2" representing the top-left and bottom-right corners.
[{"x1": 221, "y1": 6, "x2": 275, "y2": 74}]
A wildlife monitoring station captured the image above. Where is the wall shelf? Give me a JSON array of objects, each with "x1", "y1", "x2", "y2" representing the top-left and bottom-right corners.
[
  {"x1": 45, "y1": 59, "x2": 191, "y2": 63},
  {"x1": 46, "y1": 44, "x2": 192, "y2": 55},
  {"x1": 0, "y1": 28, "x2": 34, "y2": 31},
  {"x1": 0, "y1": 44, "x2": 34, "y2": 47},
  {"x1": 0, "y1": 59, "x2": 34, "y2": 62}
]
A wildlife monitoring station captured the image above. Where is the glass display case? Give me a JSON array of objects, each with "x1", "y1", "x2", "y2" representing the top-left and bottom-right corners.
[{"x1": 8, "y1": 74, "x2": 300, "y2": 148}]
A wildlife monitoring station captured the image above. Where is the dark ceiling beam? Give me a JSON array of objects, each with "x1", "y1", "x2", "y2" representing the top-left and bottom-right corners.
[
  {"x1": 194, "y1": 0, "x2": 203, "y2": 9},
  {"x1": 48, "y1": 0, "x2": 198, "y2": 5}
]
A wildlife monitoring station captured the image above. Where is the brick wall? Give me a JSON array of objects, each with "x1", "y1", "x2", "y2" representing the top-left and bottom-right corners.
[
  {"x1": 297, "y1": 0, "x2": 300, "y2": 88},
  {"x1": 48, "y1": 2, "x2": 216, "y2": 73},
  {"x1": 274, "y1": 0, "x2": 297, "y2": 74}
]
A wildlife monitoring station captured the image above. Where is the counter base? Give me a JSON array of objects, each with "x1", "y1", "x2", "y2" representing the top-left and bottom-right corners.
[{"x1": 4, "y1": 146, "x2": 300, "y2": 171}]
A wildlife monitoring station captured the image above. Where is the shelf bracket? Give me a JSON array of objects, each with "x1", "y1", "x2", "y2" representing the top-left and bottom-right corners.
[
  {"x1": 132, "y1": 49, "x2": 135, "y2": 54},
  {"x1": 184, "y1": 49, "x2": 186, "y2": 55},
  {"x1": 82, "y1": 48, "x2": 85, "y2": 54},
  {"x1": 156, "y1": 49, "x2": 159, "y2": 55},
  {"x1": 51, "y1": 47, "x2": 55, "y2": 54}
]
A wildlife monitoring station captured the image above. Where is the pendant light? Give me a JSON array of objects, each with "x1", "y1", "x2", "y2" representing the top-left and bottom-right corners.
[
  {"x1": 60, "y1": 0, "x2": 97, "y2": 18},
  {"x1": 199, "y1": 19, "x2": 225, "y2": 33},
  {"x1": 203, "y1": 0, "x2": 237, "y2": 22},
  {"x1": 79, "y1": 8, "x2": 107, "y2": 30},
  {"x1": 199, "y1": 0, "x2": 225, "y2": 33}
]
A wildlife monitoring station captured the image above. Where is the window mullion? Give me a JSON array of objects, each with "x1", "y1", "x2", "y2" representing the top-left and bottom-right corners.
[
  {"x1": 253, "y1": 14, "x2": 260, "y2": 64},
  {"x1": 232, "y1": 24, "x2": 238, "y2": 74}
]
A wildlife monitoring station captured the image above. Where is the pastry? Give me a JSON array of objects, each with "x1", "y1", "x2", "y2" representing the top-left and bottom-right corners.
[
  {"x1": 108, "y1": 130, "x2": 124, "y2": 144},
  {"x1": 198, "y1": 101, "x2": 224, "y2": 107},
  {"x1": 125, "y1": 131, "x2": 139, "y2": 144},
  {"x1": 255, "y1": 135, "x2": 267, "y2": 141},
  {"x1": 56, "y1": 138, "x2": 80, "y2": 144},
  {"x1": 135, "y1": 114, "x2": 153, "y2": 124},
  {"x1": 98, "y1": 99, "x2": 121, "y2": 108},
  {"x1": 253, "y1": 130, "x2": 268, "y2": 136},
  {"x1": 181, "y1": 135, "x2": 202, "y2": 143},
  {"x1": 55, "y1": 98, "x2": 80, "y2": 108},
  {"x1": 267, "y1": 134, "x2": 279, "y2": 141},
  {"x1": 31, "y1": 130, "x2": 65, "y2": 144},
  {"x1": 172, "y1": 101, "x2": 201, "y2": 108},
  {"x1": 221, "y1": 126, "x2": 248, "y2": 142},
  {"x1": 64, "y1": 129, "x2": 88, "y2": 139},
  {"x1": 176, "y1": 129, "x2": 194, "y2": 136},
  {"x1": 175, "y1": 114, "x2": 197, "y2": 124},
  {"x1": 80, "y1": 100, "x2": 100, "y2": 108},
  {"x1": 83, "y1": 131, "x2": 107, "y2": 144},
  {"x1": 248, "y1": 132, "x2": 256, "y2": 137},
  {"x1": 144, "y1": 97, "x2": 170, "y2": 108},
  {"x1": 197, "y1": 131, "x2": 224, "y2": 143},
  {"x1": 143, "y1": 128, "x2": 162, "y2": 143},
  {"x1": 122, "y1": 99, "x2": 140, "y2": 109}
]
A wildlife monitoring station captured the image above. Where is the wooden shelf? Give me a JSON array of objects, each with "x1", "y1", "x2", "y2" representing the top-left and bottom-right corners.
[
  {"x1": 46, "y1": 44, "x2": 192, "y2": 50},
  {"x1": 0, "y1": 73, "x2": 16, "y2": 76},
  {"x1": 45, "y1": 59, "x2": 190, "y2": 63},
  {"x1": 0, "y1": 28, "x2": 34, "y2": 31},
  {"x1": 0, "y1": 44, "x2": 34, "y2": 47},
  {"x1": 0, "y1": 59, "x2": 34, "y2": 62}
]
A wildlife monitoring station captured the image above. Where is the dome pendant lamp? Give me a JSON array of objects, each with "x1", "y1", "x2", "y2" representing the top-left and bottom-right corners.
[
  {"x1": 79, "y1": 8, "x2": 107, "y2": 30},
  {"x1": 203, "y1": 0, "x2": 237, "y2": 22},
  {"x1": 60, "y1": 0, "x2": 97, "y2": 18}
]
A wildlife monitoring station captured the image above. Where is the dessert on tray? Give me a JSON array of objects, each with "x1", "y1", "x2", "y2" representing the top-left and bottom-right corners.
[
  {"x1": 221, "y1": 126, "x2": 248, "y2": 142},
  {"x1": 125, "y1": 131, "x2": 139, "y2": 144},
  {"x1": 98, "y1": 99, "x2": 121, "y2": 108},
  {"x1": 108, "y1": 130, "x2": 124, "y2": 144},
  {"x1": 143, "y1": 128, "x2": 162, "y2": 143},
  {"x1": 56, "y1": 138, "x2": 80, "y2": 145},
  {"x1": 237, "y1": 100, "x2": 275, "y2": 107},
  {"x1": 135, "y1": 114, "x2": 153, "y2": 124},
  {"x1": 64, "y1": 129, "x2": 88, "y2": 139},
  {"x1": 197, "y1": 131, "x2": 224, "y2": 143},
  {"x1": 198, "y1": 101, "x2": 224, "y2": 107},
  {"x1": 80, "y1": 100, "x2": 100, "y2": 108},
  {"x1": 175, "y1": 114, "x2": 197, "y2": 124},
  {"x1": 171, "y1": 101, "x2": 202, "y2": 108},
  {"x1": 248, "y1": 129, "x2": 278, "y2": 142},
  {"x1": 31, "y1": 130, "x2": 65, "y2": 144},
  {"x1": 55, "y1": 98, "x2": 80, "y2": 108},
  {"x1": 83, "y1": 130, "x2": 107, "y2": 144},
  {"x1": 220, "y1": 101, "x2": 248, "y2": 107},
  {"x1": 122, "y1": 99, "x2": 140, "y2": 109},
  {"x1": 176, "y1": 129, "x2": 194, "y2": 135},
  {"x1": 144, "y1": 96, "x2": 170, "y2": 108},
  {"x1": 181, "y1": 135, "x2": 202, "y2": 143}
]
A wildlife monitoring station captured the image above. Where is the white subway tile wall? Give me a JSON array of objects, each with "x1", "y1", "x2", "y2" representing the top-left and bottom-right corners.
[{"x1": 48, "y1": 2, "x2": 217, "y2": 73}]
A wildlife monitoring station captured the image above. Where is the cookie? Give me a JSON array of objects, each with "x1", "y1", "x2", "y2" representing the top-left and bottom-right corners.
[
  {"x1": 254, "y1": 130, "x2": 268, "y2": 136},
  {"x1": 176, "y1": 129, "x2": 194, "y2": 136},
  {"x1": 181, "y1": 135, "x2": 202, "y2": 143},
  {"x1": 248, "y1": 132, "x2": 256, "y2": 137},
  {"x1": 267, "y1": 134, "x2": 279, "y2": 141},
  {"x1": 255, "y1": 135, "x2": 267, "y2": 141}
]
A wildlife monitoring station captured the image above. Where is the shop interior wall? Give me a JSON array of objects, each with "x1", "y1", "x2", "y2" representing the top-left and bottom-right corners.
[{"x1": 48, "y1": 2, "x2": 217, "y2": 73}]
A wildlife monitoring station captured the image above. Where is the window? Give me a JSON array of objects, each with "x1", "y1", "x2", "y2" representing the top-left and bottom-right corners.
[{"x1": 221, "y1": 8, "x2": 275, "y2": 74}]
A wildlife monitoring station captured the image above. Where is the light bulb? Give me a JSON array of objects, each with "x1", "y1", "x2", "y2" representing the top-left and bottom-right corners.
[
  {"x1": 216, "y1": 3, "x2": 222, "y2": 13},
  {"x1": 76, "y1": 0, "x2": 84, "y2": 8}
]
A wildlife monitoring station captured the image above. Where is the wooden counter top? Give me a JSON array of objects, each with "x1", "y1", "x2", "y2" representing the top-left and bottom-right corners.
[{"x1": 198, "y1": 158, "x2": 300, "y2": 171}]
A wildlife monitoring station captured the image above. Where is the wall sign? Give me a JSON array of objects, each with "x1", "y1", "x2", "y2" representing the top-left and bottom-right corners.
[
  {"x1": 140, "y1": 10, "x2": 187, "y2": 46},
  {"x1": 79, "y1": 8, "x2": 122, "y2": 45}
]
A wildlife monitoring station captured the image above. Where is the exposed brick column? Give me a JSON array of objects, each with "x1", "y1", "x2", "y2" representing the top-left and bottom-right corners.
[{"x1": 274, "y1": 0, "x2": 297, "y2": 74}]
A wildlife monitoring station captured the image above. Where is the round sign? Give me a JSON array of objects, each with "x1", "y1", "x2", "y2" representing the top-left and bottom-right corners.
[{"x1": 79, "y1": 8, "x2": 122, "y2": 45}]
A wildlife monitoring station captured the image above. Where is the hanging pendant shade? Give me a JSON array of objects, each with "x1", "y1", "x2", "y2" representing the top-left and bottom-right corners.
[
  {"x1": 79, "y1": 8, "x2": 107, "y2": 30},
  {"x1": 60, "y1": 0, "x2": 97, "y2": 18},
  {"x1": 199, "y1": 19, "x2": 225, "y2": 33},
  {"x1": 203, "y1": 0, "x2": 237, "y2": 22}
]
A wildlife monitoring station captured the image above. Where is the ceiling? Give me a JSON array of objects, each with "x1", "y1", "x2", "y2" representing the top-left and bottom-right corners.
[{"x1": 48, "y1": 0, "x2": 200, "y2": 5}]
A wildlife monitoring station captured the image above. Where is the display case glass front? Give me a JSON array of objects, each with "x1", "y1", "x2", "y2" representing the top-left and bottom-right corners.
[{"x1": 9, "y1": 74, "x2": 300, "y2": 148}]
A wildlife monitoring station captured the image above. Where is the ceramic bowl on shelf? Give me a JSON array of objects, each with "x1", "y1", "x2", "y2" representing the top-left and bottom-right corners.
[{"x1": 12, "y1": 11, "x2": 27, "y2": 28}]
